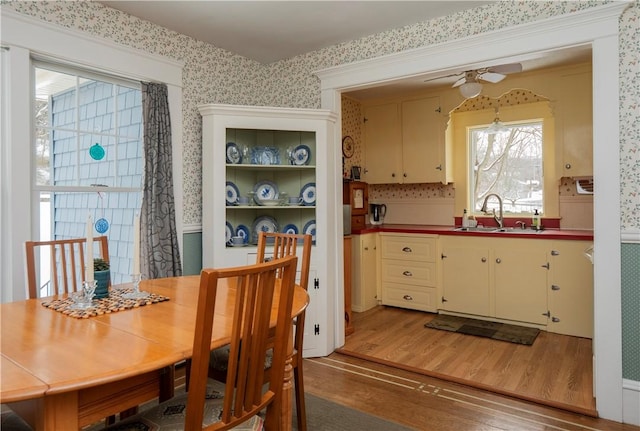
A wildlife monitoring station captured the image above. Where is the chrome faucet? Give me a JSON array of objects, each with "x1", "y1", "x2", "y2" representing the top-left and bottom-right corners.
[{"x1": 480, "y1": 193, "x2": 504, "y2": 228}]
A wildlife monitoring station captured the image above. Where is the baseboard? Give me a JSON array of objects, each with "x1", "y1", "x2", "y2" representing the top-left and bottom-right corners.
[{"x1": 623, "y1": 379, "x2": 640, "y2": 425}]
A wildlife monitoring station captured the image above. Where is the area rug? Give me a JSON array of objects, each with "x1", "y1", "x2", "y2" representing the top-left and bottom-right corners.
[
  {"x1": 424, "y1": 314, "x2": 539, "y2": 345},
  {"x1": 294, "y1": 393, "x2": 412, "y2": 431}
]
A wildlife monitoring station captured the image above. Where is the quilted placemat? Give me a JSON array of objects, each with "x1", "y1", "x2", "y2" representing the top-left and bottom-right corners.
[{"x1": 41, "y1": 288, "x2": 170, "y2": 319}]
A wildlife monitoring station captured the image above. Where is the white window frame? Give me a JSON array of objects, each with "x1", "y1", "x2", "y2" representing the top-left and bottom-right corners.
[{"x1": 1, "y1": 10, "x2": 184, "y2": 302}]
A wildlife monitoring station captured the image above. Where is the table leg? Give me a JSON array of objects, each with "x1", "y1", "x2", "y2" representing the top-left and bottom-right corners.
[{"x1": 10, "y1": 392, "x2": 78, "y2": 431}]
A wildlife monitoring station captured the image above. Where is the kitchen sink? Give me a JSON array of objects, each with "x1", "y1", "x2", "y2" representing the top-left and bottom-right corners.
[{"x1": 453, "y1": 226, "x2": 542, "y2": 234}]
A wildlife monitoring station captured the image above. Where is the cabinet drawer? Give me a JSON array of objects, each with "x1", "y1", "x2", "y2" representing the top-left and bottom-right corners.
[
  {"x1": 381, "y1": 284, "x2": 437, "y2": 312},
  {"x1": 351, "y1": 215, "x2": 366, "y2": 230},
  {"x1": 381, "y1": 260, "x2": 436, "y2": 287},
  {"x1": 381, "y1": 236, "x2": 436, "y2": 262}
]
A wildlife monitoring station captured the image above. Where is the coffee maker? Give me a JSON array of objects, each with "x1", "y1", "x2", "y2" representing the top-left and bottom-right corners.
[{"x1": 369, "y1": 203, "x2": 387, "y2": 226}]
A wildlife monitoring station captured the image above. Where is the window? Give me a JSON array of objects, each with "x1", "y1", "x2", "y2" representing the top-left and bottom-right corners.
[
  {"x1": 33, "y1": 62, "x2": 143, "y2": 293},
  {"x1": 469, "y1": 121, "x2": 543, "y2": 215}
]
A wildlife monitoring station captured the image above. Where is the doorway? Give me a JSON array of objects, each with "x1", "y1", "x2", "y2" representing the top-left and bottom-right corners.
[{"x1": 318, "y1": 4, "x2": 625, "y2": 421}]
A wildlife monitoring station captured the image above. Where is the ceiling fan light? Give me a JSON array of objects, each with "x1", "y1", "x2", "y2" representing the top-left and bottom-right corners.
[{"x1": 459, "y1": 82, "x2": 482, "y2": 98}]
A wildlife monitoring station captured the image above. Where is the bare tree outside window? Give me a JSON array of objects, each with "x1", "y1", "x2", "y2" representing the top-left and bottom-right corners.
[{"x1": 470, "y1": 122, "x2": 543, "y2": 215}]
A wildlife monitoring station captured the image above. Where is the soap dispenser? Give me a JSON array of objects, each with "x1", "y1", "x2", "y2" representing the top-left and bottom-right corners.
[
  {"x1": 532, "y1": 209, "x2": 541, "y2": 230},
  {"x1": 462, "y1": 209, "x2": 469, "y2": 228}
]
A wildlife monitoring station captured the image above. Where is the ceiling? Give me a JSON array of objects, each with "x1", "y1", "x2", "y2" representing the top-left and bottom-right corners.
[
  {"x1": 97, "y1": 1, "x2": 591, "y2": 100},
  {"x1": 97, "y1": 1, "x2": 492, "y2": 64}
]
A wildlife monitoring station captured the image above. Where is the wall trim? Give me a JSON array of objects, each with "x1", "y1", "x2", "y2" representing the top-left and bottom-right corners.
[
  {"x1": 0, "y1": 9, "x2": 184, "y2": 86},
  {"x1": 621, "y1": 230, "x2": 640, "y2": 244},
  {"x1": 623, "y1": 379, "x2": 640, "y2": 426},
  {"x1": 183, "y1": 224, "x2": 203, "y2": 234}
]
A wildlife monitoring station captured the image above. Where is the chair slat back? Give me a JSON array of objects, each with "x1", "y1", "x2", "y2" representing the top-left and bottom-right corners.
[
  {"x1": 256, "y1": 232, "x2": 312, "y2": 291},
  {"x1": 185, "y1": 255, "x2": 298, "y2": 431},
  {"x1": 24, "y1": 236, "x2": 109, "y2": 299}
]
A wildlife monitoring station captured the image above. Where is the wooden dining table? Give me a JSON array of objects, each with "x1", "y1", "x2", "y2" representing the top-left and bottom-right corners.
[{"x1": 0, "y1": 275, "x2": 309, "y2": 431}]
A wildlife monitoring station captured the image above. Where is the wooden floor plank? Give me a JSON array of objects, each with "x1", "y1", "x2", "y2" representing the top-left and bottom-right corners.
[
  {"x1": 304, "y1": 353, "x2": 636, "y2": 431},
  {"x1": 339, "y1": 306, "x2": 597, "y2": 416}
]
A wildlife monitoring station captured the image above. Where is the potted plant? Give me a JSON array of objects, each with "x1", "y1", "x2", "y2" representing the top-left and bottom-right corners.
[{"x1": 93, "y1": 258, "x2": 111, "y2": 299}]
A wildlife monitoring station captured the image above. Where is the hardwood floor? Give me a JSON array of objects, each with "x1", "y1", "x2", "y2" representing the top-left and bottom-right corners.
[
  {"x1": 304, "y1": 353, "x2": 638, "y2": 431},
  {"x1": 338, "y1": 306, "x2": 596, "y2": 417}
]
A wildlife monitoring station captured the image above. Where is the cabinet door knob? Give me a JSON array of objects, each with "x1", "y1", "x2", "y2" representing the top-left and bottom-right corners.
[
  {"x1": 495, "y1": 258, "x2": 501, "y2": 264},
  {"x1": 402, "y1": 247, "x2": 412, "y2": 253},
  {"x1": 403, "y1": 173, "x2": 407, "y2": 177},
  {"x1": 364, "y1": 247, "x2": 369, "y2": 251},
  {"x1": 481, "y1": 257, "x2": 487, "y2": 262},
  {"x1": 552, "y1": 317, "x2": 560, "y2": 323},
  {"x1": 565, "y1": 163, "x2": 572, "y2": 169},
  {"x1": 391, "y1": 173, "x2": 396, "y2": 178},
  {"x1": 402, "y1": 271, "x2": 413, "y2": 277},
  {"x1": 403, "y1": 295, "x2": 413, "y2": 301},
  {"x1": 551, "y1": 285, "x2": 560, "y2": 291}
]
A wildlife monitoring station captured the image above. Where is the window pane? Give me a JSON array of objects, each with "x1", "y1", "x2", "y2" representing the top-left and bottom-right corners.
[
  {"x1": 34, "y1": 64, "x2": 143, "y2": 289},
  {"x1": 470, "y1": 123, "x2": 543, "y2": 214}
]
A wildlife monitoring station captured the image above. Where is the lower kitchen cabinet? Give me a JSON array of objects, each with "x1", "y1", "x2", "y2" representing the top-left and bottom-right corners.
[
  {"x1": 440, "y1": 237, "x2": 490, "y2": 316},
  {"x1": 440, "y1": 235, "x2": 593, "y2": 337},
  {"x1": 351, "y1": 233, "x2": 379, "y2": 312},
  {"x1": 548, "y1": 240, "x2": 594, "y2": 338},
  {"x1": 380, "y1": 233, "x2": 438, "y2": 312},
  {"x1": 493, "y1": 240, "x2": 549, "y2": 325}
]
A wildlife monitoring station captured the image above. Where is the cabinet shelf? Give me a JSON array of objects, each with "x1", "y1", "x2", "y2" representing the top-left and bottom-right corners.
[{"x1": 227, "y1": 164, "x2": 315, "y2": 170}]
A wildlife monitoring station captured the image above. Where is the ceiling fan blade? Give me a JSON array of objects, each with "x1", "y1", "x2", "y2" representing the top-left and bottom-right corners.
[
  {"x1": 478, "y1": 72, "x2": 505, "y2": 83},
  {"x1": 488, "y1": 62, "x2": 523, "y2": 74},
  {"x1": 452, "y1": 76, "x2": 466, "y2": 88}
]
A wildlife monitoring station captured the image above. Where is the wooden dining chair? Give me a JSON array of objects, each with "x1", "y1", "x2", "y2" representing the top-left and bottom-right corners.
[
  {"x1": 208, "y1": 231, "x2": 312, "y2": 431},
  {"x1": 104, "y1": 255, "x2": 299, "y2": 431},
  {"x1": 24, "y1": 236, "x2": 109, "y2": 299}
]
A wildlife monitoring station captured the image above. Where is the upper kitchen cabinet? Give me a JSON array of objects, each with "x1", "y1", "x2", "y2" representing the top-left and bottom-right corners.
[
  {"x1": 363, "y1": 96, "x2": 449, "y2": 184},
  {"x1": 362, "y1": 102, "x2": 402, "y2": 184},
  {"x1": 556, "y1": 68, "x2": 593, "y2": 178}
]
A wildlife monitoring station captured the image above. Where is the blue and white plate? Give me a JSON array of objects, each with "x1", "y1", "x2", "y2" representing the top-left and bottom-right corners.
[
  {"x1": 251, "y1": 147, "x2": 280, "y2": 165},
  {"x1": 225, "y1": 181, "x2": 240, "y2": 205},
  {"x1": 303, "y1": 220, "x2": 316, "y2": 243},
  {"x1": 235, "y1": 224, "x2": 250, "y2": 244},
  {"x1": 300, "y1": 182, "x2": 316, "y2": 206},
  {"x1": 254, "y1": 180, "x2": 279, "y2": 201},
  {"x1": 251, "y1": 216, "x2": 279, "y2": 243},
  {"x1": 226, "y1": 142, "x2": 242, "y2": 164},
  {"x1": 292, "y1": 144, "x2": 311, "y2": 166},
  {"x1": 282, "y1": 224, "x2": 299, "y2": 235},
  {"x1": 225, "y1": 221, "x2": 234, "y2": 245}
]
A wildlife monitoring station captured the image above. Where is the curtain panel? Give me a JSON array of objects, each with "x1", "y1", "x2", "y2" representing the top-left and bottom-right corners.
[{"x1": 140, "y1": 82, "x2": 182, "y2": 278}]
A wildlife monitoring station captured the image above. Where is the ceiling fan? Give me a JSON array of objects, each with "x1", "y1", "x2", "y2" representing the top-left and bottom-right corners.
[{"x1": 426, "y1": 63, "x2": 523, "y2": 98}]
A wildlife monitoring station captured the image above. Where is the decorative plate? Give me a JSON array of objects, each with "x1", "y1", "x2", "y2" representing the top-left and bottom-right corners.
[
  {"x1": 235, "y1": 224, "x2": 250, "y2": 244},
  {"x1": 94, "y1": 217, "x2": 109, "y2": 234},
  {"x1": 342, "y1": 136, "x2": 355, "y2": 159},
  {"x1": 226, "y1": 142, "x2": 242, "y2": 164},
  {"x1": 225, "y1": 221, "x2": 234, "y2": 244},
  {"x1": 225, "y1": 181, "x2": 240, "y2": 205},
  {"x1": 300, "y1": 182, "x2": 316, "y2": 206},
  {"x1": 303, "y1": 220, "x2": 316, "y2": 243},
  {"x1": 282, "y1": 224, "x2": 299, "y2": 235},
  {"x1": 254, "y1": 180, "x2": 279, "y2": 201},
  {"x1": 251, "y1": 216, "x2": 278, "y2": 243},
  {"x1": 292, "y1": 144, "x2": 311, "y2": 166},
  {"x1": 251, "y1": 147, "x2": 280, "y2": 165}
]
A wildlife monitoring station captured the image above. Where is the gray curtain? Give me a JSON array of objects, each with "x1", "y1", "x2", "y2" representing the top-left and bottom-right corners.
[{"x1": 140, "y1": 82, "x2": 182, "y2": 278}]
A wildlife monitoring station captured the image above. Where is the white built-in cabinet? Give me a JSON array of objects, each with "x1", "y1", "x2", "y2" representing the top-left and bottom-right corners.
[
  {"x1": 198, "y1": 104, "x2": 337, "y2": 358},
  {"x1": 363, "y1": 96, "x2": 449, "y2": 184}
]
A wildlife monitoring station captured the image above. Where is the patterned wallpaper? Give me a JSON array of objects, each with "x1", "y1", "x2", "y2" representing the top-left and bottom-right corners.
[{"x1": 4, "y1": 0, "x2": 637, "y2": 231}]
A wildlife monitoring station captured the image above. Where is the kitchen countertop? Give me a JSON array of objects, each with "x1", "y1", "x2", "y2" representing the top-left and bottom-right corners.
[{"x1": 352, "y1": 224, "x2": 594, "y2": 241}]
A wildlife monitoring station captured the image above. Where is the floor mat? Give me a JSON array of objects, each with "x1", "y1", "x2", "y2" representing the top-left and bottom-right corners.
[{"x1": 425, "y1": 314, "x2": 539, "y2": 345}]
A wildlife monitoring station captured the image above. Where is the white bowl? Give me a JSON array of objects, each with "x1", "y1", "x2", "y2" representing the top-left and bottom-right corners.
[{"x1": 256, "y1": 198, "x2": 283, "y2": 206}]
